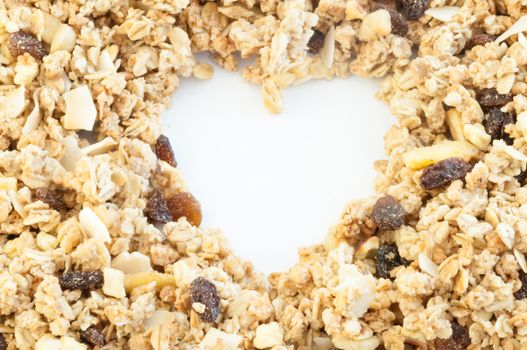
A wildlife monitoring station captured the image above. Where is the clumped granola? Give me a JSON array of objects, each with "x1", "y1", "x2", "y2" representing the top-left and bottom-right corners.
[{"x1": 3, "y1": 0, "x2": 527, "y2": 348}]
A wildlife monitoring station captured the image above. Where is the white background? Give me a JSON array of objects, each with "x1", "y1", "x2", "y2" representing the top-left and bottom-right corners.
[{"x1": 164, "y1": 66, "x2": 392, "y2": 274}]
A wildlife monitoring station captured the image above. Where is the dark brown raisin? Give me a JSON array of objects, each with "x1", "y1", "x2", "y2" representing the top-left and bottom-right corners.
[
  {"x1": 311, "y1": 0, "x2": 320, "y2": 10},
  {"x1": 396, "y1": 0, "x2": 430, "y2": 20},
  {"x1": 80, "y1": 326, "x2": 105, "y2": 347},
  {"x1": 470, "y1": 33, "x2": 497, "y2": 48},
  {"x1": 59, "y1": 271, "x2": 103, "y2": 292},
  {"x1": 419, "y1": 157, "x2": 471, "y2": 190},
  {"x1": 155, "y1": 135, "x2": 177, "y2": 167},
  {"x1": 307, "y1": 30, "x2": 325, "y2": 54},
  {"x1": 8, "y1": 31, "x2": 48, "y2": 60},
  {"x1": 484, "y1": 107, "x2": 515, "y2": 144},
  {"x1": 189, "y1": 277, "x2": 220, "y2": 323},
  {"x1": 34, "y1": 188, "x2": 66, "y2": 211},
  {"x1": 374, "y1": 4, "x2": 408, "y2": 36},
  {"x1": 376, "y1": 244, "x2": 408, "y2": 279},
  {"x1": 514, "y1": 270, "x2": 527, "y2": 300},
  {"x1": 476, "y1": 88, "x2": 512, "y2": 108},
  {"x1": 371, "y1": 195, "x2": 406, "y2": 231},
  {"x1": 145, "y1": 189, "x2": 172, "y2": 224},
  {"x1": 0, "y1": 334, "x2": 6, "y2": 350},
  {"x1": 435, "y1": 322, "x2": 471, "y2": 350},
  {"x1": 516, "y1": 169, "x2": 527, "y2": 186},
  {"x1": 166, "y1": 192, "x2": 202, "y2": 226}
]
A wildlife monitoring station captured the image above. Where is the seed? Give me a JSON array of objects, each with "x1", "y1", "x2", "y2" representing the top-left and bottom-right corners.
[
  {"x1": 34, "y1": 188, "x2": 66, "y2": 211},
  {"x1": 155, "y1": 135, "x2": 177, "y2": 167},
  {"x1": 374, "y1": 4, "x2": 408, "y2": 36},
  {"x1": 371, "y1": 195, "x2": 406, "y2": 231},
  {"x1": 470, "y1": 33, "x2": 497, "y2": 48},
  {"x1": 0, "y1": 334, "x2": 6, "y2": 350},
  {"x1": 59, "y1": 271, "x2": 103, "y2": 292},
  {"x1": 396, "y1": 0, "x2": 430, "y2": 20},
  {"x1": 435, "y1": 322, "x2": 471, "y2": 350},
  {"x1": 166, "y1": 192, "x2": 202, "y2": 226},
  {"x1": 80, "y1": 326, "x2": 105, "y2": 347},
  {"x1": 419, "y1": 157, "x2": 471, "y2": 190},
  {"x1": 145, "y1": 189, "x2": 172, "y2": 224},
  {"x1": 307, "y1": 30, "x2": 325, "y2": 54},
  {"x1": 476, "y1": 88, "x2": 512, "y2": 108},
  {"x1": 189, "y1": 277, "x2": 220, "y2": 323},
  {"x1": 376, "y1": 244, "x2": 408, "y2": 279},
  {"x1": 484, "y1": 107, "x2": 515, "y2": 144},
  {"x1": 514, "y1": 270, "x2": 527, "y2": 300},
  {"x1": 8, "y1": 30, "x2": 48, "y2": 60}
]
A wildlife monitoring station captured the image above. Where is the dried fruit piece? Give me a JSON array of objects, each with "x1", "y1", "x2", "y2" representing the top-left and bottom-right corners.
[
  {"x1": 419, "y1": 157, "x2": 471, "y2": 190},
  {"x1": 80, "y1": 326, "x2": 104, "y2": 347},
  {"x1": 8, "y1": 31, "x2": 48, "y2": 60},
  {"x1": 374, "y1": 4, "x2": 409, "y2": 36},
  {"x1": 484, "y1": 107, "x2": 515, "y2": 144},
  {"x1": 0, "y1": 334, "x2": 6, "y2": 350},
  {"x1": 145, "y1": 189, "x2": 172, "y2": 224},
  {"x1": 59, "y1": 270, "x2": 104, "y2": 292},
  {"x1": 470, "y1": 33, "x2": 497, "y2": 47},
  {"x1": 396, "y1": 0, "x2": 430, "y2": 20},
  {"x1": 371, "y1": 195, "x2": 406, "y2": 230},
  {"x1": 435, "y1": 322, "x2": 471, "y2": 350},
  {"x1": 189, "y1": 277, "x2": 221, "y2": 323},
  {"x1": 376, "y1": 244, "x2": 408, "y2": 279},
  {"x1": 307, "y1": 30, "x2": 325, "y2": 54},
  {"x1": 34, "y1": 188, "x2": 66, "y2": 211},
  {"x1": 155, "y1": 135, "x2": 177, "y2": 167},
  {"x1": 514, "y1": 270, "x2": 527, "y2": 299},
  {"x1": 166, "y1": 192, "x2": 202, "y2": 226},
  {"x1": 477, "y1": 88, "x2": 513, "y2": 108}
]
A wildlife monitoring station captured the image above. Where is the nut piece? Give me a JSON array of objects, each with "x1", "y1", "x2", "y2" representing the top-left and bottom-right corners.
[
  {"x1": 419, "y1": 157, "x2": 471, "y2": 190},
  {"x1": 82, "y1": 137, "x2": 117, "y2": 156},
  {"x1": 8, "y1": 30, "x2": 47, "y2": 59},
  {"x1": 402, "y1": 141, "x2": 478, "y2": 170},
  {"x1": 445, "y1": 109, "x2": 465, "y2": 141},
  {"x1": 63, "y1": 85, "x2": 97, "y2": 131},
  {"x1": 124, "y1": 272, "x2": 177, "y2": 292},
  {"x1": 166, "y1": 192, "x2": 202, "y2": 226},
  {"x1": 111, "y1": 251, "x2": 153, "y2": 274},
  {"x1": 253, "y1": 322, "x2": 284, "y2": 349},
  {"x1": 59, "y1": 270, "x2": 104, "y2": 292},
  {"x1": 34, "y1": 188, "x2": 66, "y2": 211},
  {"x1": 359, "y1": 9, "x2": 392, "y2": 42},
  {"x1": 463, "y1": 124, "x2": 491, "y2": 150},
  {"x1": 418, "y1": 253, "x2": 439, "y2": 278},
  {"x1": 79, "y1": 207, "x2": 111, "y2": 243},
  {"x1": 50, "y1": 24, "x2": 76, "y2": 53},
  {"x1": 155, "y1": 135, "x2": 177, "y2": 167},
  {"x1": 35, "y1": 334, "x2": 61, "y2": 350},
  {"x1": 371, "y1": 195, "x2": 406, "y2": 231},
  {"x1": 200, "y1": 329, "x2": 243, "y2": 349},
  {"x1": 102, "y1": 267, "x2": 126, "y2": 299},
  {"x1": 80, "y1": 326, "x2": 104, "y2": 347},
  {"x1": 190, "y1": 277, "x2": 221, "y2": 323},
  {"x1": 496, "y1": 222, "x2": 515, "y2": 249}
]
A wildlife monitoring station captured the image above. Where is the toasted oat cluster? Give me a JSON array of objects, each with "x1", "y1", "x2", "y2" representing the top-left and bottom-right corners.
[{"x1": 2, "y1": 0, "x2": 527, "y2": 349}]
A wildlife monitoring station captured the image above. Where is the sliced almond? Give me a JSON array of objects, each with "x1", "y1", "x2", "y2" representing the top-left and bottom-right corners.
[
  {"x1": 50, "y1": 24, "x2": 76, "y2": 53},
  {"x1": 2, "y1": 86, "x2": 27, "y2": 119},
  {"x1": 39, "y1": 11, "x2": 63, "y2": 44},
  {"x1": 402, "y1": 141, "x2": 479, "y2": 170},
  {"x1": 81, "y1": 137, "x2": 117, "y2": 156},
  {"x1": 111, "y1": 251, "x2": 153, "y2": 274},
  {"x1": 514, "y1": 249, "x2": 527, "y2": 273},
  {"x1": 445, "y1": 109, "x2": 465, "y2": 141},
  {"x1": 496, "y1": 15, "x2": 527, "y2": 43},
  {"x1": 79, "y1": 207, "x2": 111, "y2": 243},
  {"x1": 60, "y1": 135, "x2": 84, "y2": 171},
  {"x1": 22, "y1": 88, "x2": 41, "y2": 135},
  {"x1": 200, "y1": 328, "x2": 243, "y2": 349},
  {"x1": 144, "y1": 310, "x2": 177, "y2": 329},
  {"x1": 496, "y1": 222, "x2": 515, "y2": 249},
  {"x1": 320, "y1": 25, "x2": 335, "y2": 69},
  {"x1": 418, "y1": 253, "x2": 439, "y2": 278},
  {"x1": 463, "y1": 124, "x2": 491, "y2": 150},
  {"x1": 97, "y1": 48, "x2": 116, "y2": 72},
  {"x1": 35, "y1": 334, "x2": 62, "y2": 350},
  {"x1": 0, "y1": 177, "x2": 17, "y2": 191},
  {"x1": 355, "y1": 236, "x2": 379, "y2": 260},
  {"x1": 425, "y1": 6, "x2": 460, "y2": 22},
  {"x1": 63, "y1": 85, "x2": 97, "y2": 131},
  {"x1": 124, "y1": 272, "x2": 177, "y2": 293},
  {"x1": 520, "y1": 32, "x2": 527, "y2": 50},
  {"x1": 103, "y1": 267, "x2": 126, "y2": 298},
  {"x1": 61, "y1": 336, "x2": 87, "y2": 350}
]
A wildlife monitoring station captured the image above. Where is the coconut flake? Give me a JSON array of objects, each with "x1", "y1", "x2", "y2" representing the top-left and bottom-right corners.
[
  {"x1": 50, "y1": 24, "x2": 76, "y2": 53},
  {"x1": 425, "y1": 6, "x2": 460, "y2": 22},
  {"x1": 60, "y1": 135, "x2": 84, "y2": 171},
  {"x1": 1, "y1": 86, "x2": 27, "y2": 119},
  {"x1": 496, "y1": 15, "x2": 527, "y2": 43},
  {"x1": 63, "y1": 85, "x2": 97, "y2": 131},
  {"x1": 22, "y1": 89, "x2": 41, "y2": 135},
  {"x1": 418, "y1": 253, "x2": 439, "y2": 278},
  {"x1": 111, "y1": 251, "x2": 153, "y2": 274},
  {"x1": 82, "y1": 137, "x2": 117, "y2": 156},
  {"x1": 79, "y1": 207, "x2": 111, "y2": 243},
  {"x1": 97, "y1": 49, "x2": 116, "y2": 72},
  {"x1": 144, "y1": 310, "x2": 177, "y2": 329},
  {"x1": 320, "y1": 25, "x2": 335, "y2": 69}
]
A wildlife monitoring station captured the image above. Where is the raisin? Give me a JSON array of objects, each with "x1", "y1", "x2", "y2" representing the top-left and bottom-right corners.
[
  {"x1": 396, "y1": 0, "x2": 429, "y2": 20},
  {"x1": 34, "y1": 188, "x2": 66, "y2": 211},
  {"x1": 155, "y1": 135, "x2": 177, "y2": 167},
  {"x1": 484, "y1": 107, "x2": 515, "y2": 144},
  {"x1": 435, "y1": 322, "x2": 471, "y2": 350},
  {"x1": 166, "y1": 192, "x2": 202, "y2": 226},
  {"x1": 371, "y1": 195, "x2": 406, "y2": 231},
  {"x1": 419, "y1": 157, "x2": 471, "y2": 190},
  {"x1": 514, "y1": 270, "x2": 527, "y2": 300},
  {"x1": 80, "y1": 326, "x2": 105, "y2": 347},
  {"x1": 374, "y1": 4, "x2": 408, "y2": 36},
  {"x1": 0, "y1": 334, "x2": 6, "y2": 350},
  {"x1": 189, "y1": 277, "x2": 220, "y2": 323},
  {"x1": 470, "y1": 33, "x2": 497, "y2": 48},
  {"x1": 476, "y1": 88, "x2": 512, "y2": 108},
  {"x1": 59, "y1": 271, "x2": 103, "y2": 292},
  {"x1": 307, "y1": 30, "x2": 325, "y2": 54},
  {"x1": 516, "y1": 170, "x2": 527, "y2": 186},
  {"x1": 145, "y1": 189, "x2": 172, "y2": 224},
  {"x1": 8, "y1": 31, "x2": 48, "y2": 60},
  {"x1": 376, "y1": 244, "x2": 408, "y2": 279}
]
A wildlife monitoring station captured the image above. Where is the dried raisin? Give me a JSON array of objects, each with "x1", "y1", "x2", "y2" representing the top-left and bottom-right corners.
[
  {"x1": 166, "y1": 192, "x2": 202, "y2": 226},
  {"x1": 470, "y1": 33, "x2": 497, "y2": 48},
  {"x1": 396, "y1": 0, "x2": 430, "y2": 20},
  {"x1": 419, "y1": 157, "x2": 471, "y2": 190},
  {"x1": 371, "y1": 195, "x2": 406, "y2": 230},
  {"x1": 376, "y1": 244, "x2": 408, "y2": 279},
  {"x1": 374, "y1": 4, "x2": 408, "y2": 36},
  {"x1": 8, "y1": 31, "x2": 47, "y2": 60},
  {"x1": 484, "y1": 107, "x2": 515, "y2": 144},
  {"x1": 80, "y1": 326, "x2": 105, "y2": 347},
  {"x1": 307, "y1": 30, "x2": 325, "y2": 54},
  {"x1": 0, "y1": 334, "x2": 6, "y2": 350},
  {"x1": 514, "y1": 270, "x2": 527, "y2": 300},
  {"x1": 145, "y1": 189, "x2": 172, "y2": 224},
  {"x1": 59, "y1": 271, "x2": 103, "y2": 292},
  {"x1": 34, "y1": 188, "x2": 66, "y2": 211},
  {"x1": 155, "y1": 135, "x2": 177, "y2": 167},
  {"x1": 435, "y1": 322, "x2": 471, "y2": 350},
  {"x1": 189, "y1": 277, "x2": 220, "y2": 323},
  {"x1": 476, "y1": 88, "x2": 512, "y2": 108}
]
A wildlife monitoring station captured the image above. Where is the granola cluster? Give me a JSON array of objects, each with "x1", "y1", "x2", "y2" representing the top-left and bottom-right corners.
[{"x1": 1, "y1": 0, "x2": 527, "y2": 348}]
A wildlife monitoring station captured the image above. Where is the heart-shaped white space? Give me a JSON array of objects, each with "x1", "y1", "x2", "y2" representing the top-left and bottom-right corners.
[{"x1": 165, "y1": 69, "x2": 392, "y2": 273}]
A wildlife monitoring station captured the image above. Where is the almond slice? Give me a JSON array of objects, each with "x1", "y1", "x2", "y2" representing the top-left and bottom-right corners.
[
  {"x1": 402, "y1": 140, "x2": 479, "y2": 170},
  {"x1": 320, "y1": 25, "x2": 335, "y2": 69},
  {"x1": 418, "y1": 253, "x2": 439, "y2": 278},
  {"x1": 111, "y1": 251, "x2": 153, "y2": 274},
  {"x1": 2, "y1": 85, "x2": 26, "y2": 119},
  {"x1": 82, "y1": 137, "x2": 117, "y2": 156},
  {"x1": 60, "y1": 135, "x2": 84, "y2": 171},
  {"x1": 425, "y1": 6, "x2": 460, "y2": 22},
  {"x1": 144, "y1": 310, "x2": 177, "y2": 329},
  {"x1": 124, "y1": 272, "x2": 177, "y2": 293},
  {"x1": 63, "y1": 85, "x2": 97, "y2": 131},
  {"x1": 496, "y1": 15, "x2": 527, "y2": 43},
  {"x1": 97, "y1": 48, "x2": 116, "y2": 72},
  {"x1": 50, "y1": 24, "x2": 76, "y2": 53},
  {"x1": 22, "y1": 88, "x2": 41, "y2": 135},
  {"x1": 445, "y1": 109, "x2": 465, "y2": 141},
  {"x1": 0, "y1": 177, "x2": 17, "y2": 191},
  {"x1": 103, "y1": 267, "x2": 126, "y2": 298},
  {"x1": 35, "y1": 334, "x2": 62, "y2": 350},
  {"x1": 514, "y1": 249, "x2": 527, "y2": 273},
  {"x1": 79, "y1": 207, "x2": 111, "y2": 243}
]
